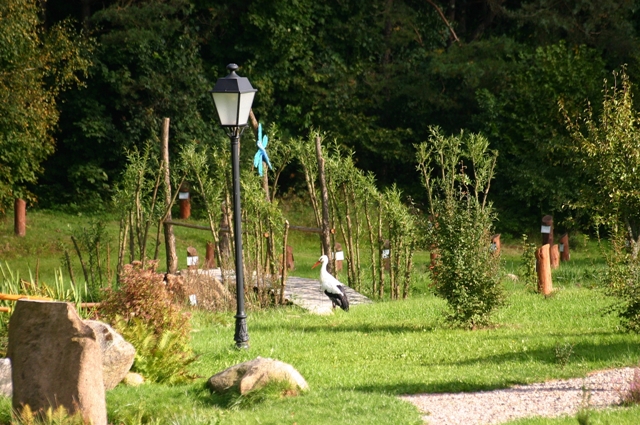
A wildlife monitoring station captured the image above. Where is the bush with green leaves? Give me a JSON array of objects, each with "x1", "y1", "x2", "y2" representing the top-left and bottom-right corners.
[
  {"x1": 416, "y1": 127, "x2": 504, "y2": 328},
  {"x1": 99, "y1": 261, "x2": 195, "y2": 384},
  {"x1": 564, "y1": 69, "x2": 640, "y2": 332},
  {"x1": 602, "y1": 235, "x2": 640, "y2": 333},
  {"x1": 519, "y1": 234, "x2": 538, "y2": 291}
]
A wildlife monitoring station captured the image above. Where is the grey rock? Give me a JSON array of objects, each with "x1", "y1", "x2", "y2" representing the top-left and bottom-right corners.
[
  {"x1": 7, "y1": 300, "x2": 107, "y2": 425},
  {"x1": 0, "y1": 358, "x2": 11, "y2": 397},
  {"x1": 207, "y1": 356, "x2": 309, "y2": 395},
  {"x1": 85, "y1": 320, "x2": 135, "y2": 391}
]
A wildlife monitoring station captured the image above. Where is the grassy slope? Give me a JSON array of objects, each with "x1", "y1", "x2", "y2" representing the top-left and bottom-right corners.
[{"x1": 1, "y1": 210, "x2": 640, "y2": 424}]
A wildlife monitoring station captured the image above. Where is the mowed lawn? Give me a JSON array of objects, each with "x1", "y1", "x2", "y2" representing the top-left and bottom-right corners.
[
  {"x1": 102, "y1": 286, "x2": 640, "y2": 424},
  {"x1": 1, "y1": 212, "x2": 640, "y2": 424}
]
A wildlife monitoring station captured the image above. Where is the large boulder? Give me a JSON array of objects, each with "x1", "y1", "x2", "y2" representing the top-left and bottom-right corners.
[
  {"x1": 207, "y1": 357, "x2": 309, "y2": 395},
  {"x1": 7, "y1": 300, "x2": 107, "y2": 425},
  {"x1": 85, "y1": 320, "x2": 136, "y2": 390},
  {"x1": 0, "y1": 358, "x2": 11, "y2": 397}
]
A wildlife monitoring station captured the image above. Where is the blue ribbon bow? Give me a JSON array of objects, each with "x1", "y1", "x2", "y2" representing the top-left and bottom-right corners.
[{"x1": 253, "y1": 123, "x2": 273, "y2": 177}]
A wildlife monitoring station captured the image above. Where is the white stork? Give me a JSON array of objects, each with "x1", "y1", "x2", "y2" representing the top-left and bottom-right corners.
[{"x1": 312, "y1": 255, "x2": 350, "y2": 311}]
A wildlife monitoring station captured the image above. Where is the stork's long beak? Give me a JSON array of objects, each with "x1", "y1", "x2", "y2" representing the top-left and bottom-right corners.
[{"x1": 312, "y1": 260, "x2": 321, "y2": 269}]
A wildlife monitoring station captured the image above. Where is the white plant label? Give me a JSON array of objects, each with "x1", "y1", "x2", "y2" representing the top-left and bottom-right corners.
[
  {"x1": 335, "y1": 251, "x2": 344, "y2": 261},
  {"x1": 187, "y1": 255, "x2": 198, "y2": 266},
  {"x1": 382, "y1": 249, "x2": 390, "y2": 259},
  {"x1": 559, "y1": 244, "x2": 564, "y2": 252},
  {"x1": 541, "y1": 225, "x2": 551, "y2": 234},
  {"x1": 179, "y1": 191, "x2": 189, "y2": 200},
  {"x1": 189, "y1": 294, "x2": 197, "y2": 306}
]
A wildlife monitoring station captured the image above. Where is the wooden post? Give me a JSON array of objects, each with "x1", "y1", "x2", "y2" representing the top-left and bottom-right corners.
[
  {"x1": 14, "y1": 198, "x2": 26, "y2": 237},
  {"x1": 559, "y1": 233, "x2": 570, "y2": 262},
  {"x1": 541, "y1": 215, "x2": 553, "y2": 246},
  {"x1": 315, "y1": 135, "x2": 333, "y2": 273},
  {"x1": 161, "y1": 118, "x2": 178, "y2": 274},
  {"x1": 286, "y1": 245, "x2": 294, "y2": 271},
  {"x1": 178, "y1": 182, "x2": 190, "y2": 219},
  {"x1": 535, "y1": 244, "x2": 553, "y2": 296},
  {"x1": 335, "y1": 242, "x2": 344, "y2": 272},
  {"x1": 550, "y1": 244, "x2": 560, "y2": 269},
  {"x1": 187, "y1": 246, "x2": 198, "y2": 270},
  {"x1": 279, "y1": 220, "x2": 290, "y2": 305},
  {"x1": 383, "y1": 240, "x2": 391, "y2": 271},
  {"x1": 205, "y1": 242, "x2": 216, "y2": 269},
  {"x1": 491, "y1": 234, "x2": 501, "y2": 256}
]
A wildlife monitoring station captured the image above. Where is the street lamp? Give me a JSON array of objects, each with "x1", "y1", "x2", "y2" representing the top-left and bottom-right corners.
[{"x1": 210, "y1": 63, "x2": 257, "y2": 349}]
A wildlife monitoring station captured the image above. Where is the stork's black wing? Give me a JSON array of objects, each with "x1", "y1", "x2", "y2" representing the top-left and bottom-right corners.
[{"x1": 324, "y1": 285, "x2": 349, "y2": 311}]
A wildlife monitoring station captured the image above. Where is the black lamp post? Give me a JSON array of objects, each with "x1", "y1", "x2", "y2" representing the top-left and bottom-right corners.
[{"x1": 210, "y1": 63, "x2": 257, "y2": 349}]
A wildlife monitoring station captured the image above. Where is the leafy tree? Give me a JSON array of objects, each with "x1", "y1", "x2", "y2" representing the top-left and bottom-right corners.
[
  {"x1": 0, "y1": 0, "x2": 91, "y2": 212},
  {"x1": 417, "y1": 127, "x2": 503, "y2": 328},
  {"x1": 476, "y1": 42, "x2": 606, "y2": 232},
  {"x1": 563, "y1": 68, "x2": 640, "y2": 252},
  {"x1": 562, "y1": 68, "x2": 640, "y2": 334},
  {"x1": 39, "y1": 0, "x2": 220, "y2": 208}
]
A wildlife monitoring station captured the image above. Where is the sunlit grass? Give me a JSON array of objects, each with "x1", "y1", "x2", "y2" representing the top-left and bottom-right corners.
[{"x1": 1, "y1": 210, "x2": 639, "y2": 424}]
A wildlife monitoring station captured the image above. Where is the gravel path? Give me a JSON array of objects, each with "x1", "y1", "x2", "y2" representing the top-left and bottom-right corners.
[{"x1": 400, "y1": 368, "x2": 636, "y2": 425}]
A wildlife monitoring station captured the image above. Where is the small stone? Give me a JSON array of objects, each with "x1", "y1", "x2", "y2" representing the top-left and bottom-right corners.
[
  {"x1": 0, "y1": 358, "x2": 11, "y2": 397},
  {"x1": 123, "y1": 372, "x2": 145, "y2": 387}
]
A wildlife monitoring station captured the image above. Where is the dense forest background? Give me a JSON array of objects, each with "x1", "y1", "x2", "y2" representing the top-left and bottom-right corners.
[{"x1": 3, "y1": 0, "x2": 640, "y2": 235}]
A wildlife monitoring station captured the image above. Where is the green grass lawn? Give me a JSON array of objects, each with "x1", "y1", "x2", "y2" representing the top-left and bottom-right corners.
[
  {"x1": 1, "y1": 210, "x2": 640, "y2": 424},
  {"x1": 98, "y1": 286, "x2": 640, "y2": 424}
]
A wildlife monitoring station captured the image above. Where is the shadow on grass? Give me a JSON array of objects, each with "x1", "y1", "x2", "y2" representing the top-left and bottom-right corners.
[
  {"x1": 249, "y1": 321, "x2": 443, "y2": 334},
  {"x1": 354, "y1": 380, "x2": 526, "y2": 395},
  {"x1": 438, "y1": 340, "x2": 640, "y2": 369},
  {"x1": 187, "y1": 381, "x2": 309, "y2": 410}
]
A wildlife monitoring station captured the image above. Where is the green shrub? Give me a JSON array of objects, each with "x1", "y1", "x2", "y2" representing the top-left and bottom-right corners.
[
  {"x1": 416, "y1": 127, "x2": 504, "y2": 328},
  {"x1": 114, "y1": 316, "x2": 196, "y2": 385},
  {"x1": 519, "y1": 234, "x2": 538, "y2": 291},
  {"x1": 99, "y1": 261, "x2": 195, "y2": 383},
  {"x1": 602, "y1": 235, "x2": 640, "y2": 332}
]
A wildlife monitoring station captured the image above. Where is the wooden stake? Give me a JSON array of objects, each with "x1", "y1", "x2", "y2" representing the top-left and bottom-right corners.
[
  {"x1": 335, "y1": 242, "x2": 343, "y2": 272},
  {"x1": 280, "y1": 220, "x2": 290, "y2": 305},
  {"x1": 550, "y1": 244, "x2": 560, "y2": 269},
  {"x1": 205, "y1": 242, "x2": 216, "y2": 269},
  {"x1": 559, "y1": 233, "x2": 570, "y2": 262},
  {"x1": 161, "y1": 118, "x2": 178, "y2": 274},
  {"x1": 14, "y1": 198, "x2": 26, "y2": 237},
  {"x1": 178, "y1": 183, "x2": 191, "y2": 220},
  {"x1": 541, "y1": 215, "x2": 554, "y2": 246},
  {"x1": 491, "y1": 234, "x2": 501, "y2": 256},
  {"x1": 535, "y1": 244, "x2": 553, "y2": 296},
  {"x1": 315, "y1": 135, "x2": 333, "y2": 273}
]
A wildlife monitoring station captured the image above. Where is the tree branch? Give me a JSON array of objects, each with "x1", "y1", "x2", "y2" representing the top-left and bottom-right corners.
[{"x1": 426, "y1": 0, "x2": 460, "y2": 44}]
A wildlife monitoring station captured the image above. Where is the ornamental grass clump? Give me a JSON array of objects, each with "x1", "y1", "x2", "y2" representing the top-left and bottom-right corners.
[
  {"x1": 99, "y1": 261, "x2": 195, "y2": 384},
  {"x1": 416, "y1": 126, "x2": 504, "y2": 329}
]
